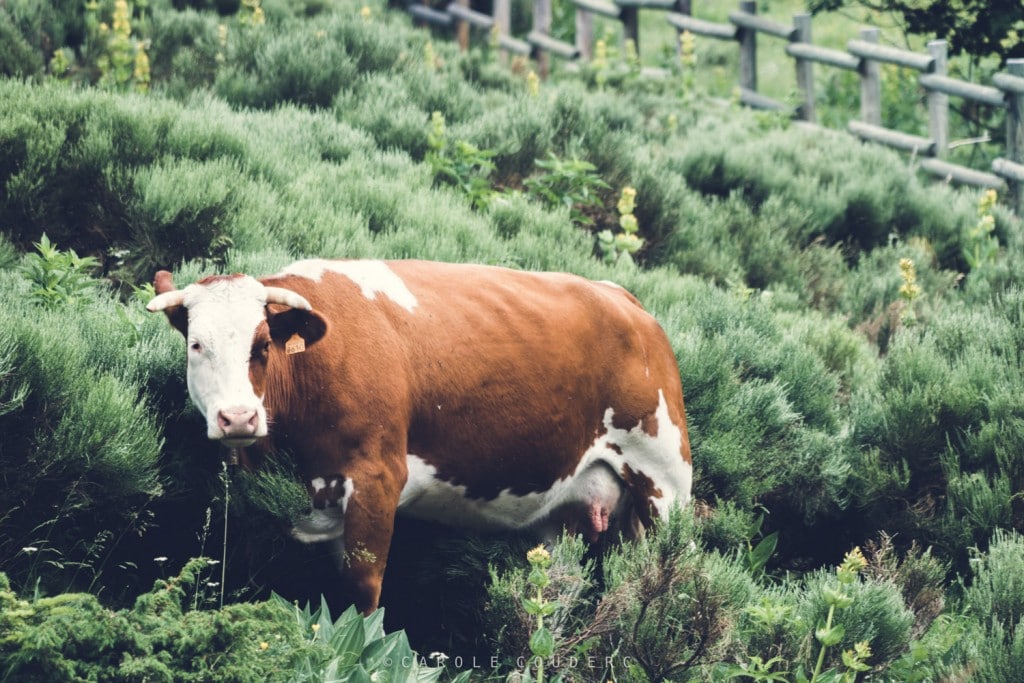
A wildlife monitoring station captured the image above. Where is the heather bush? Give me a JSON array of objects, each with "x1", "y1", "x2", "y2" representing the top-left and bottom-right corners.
[
  {"x1": 848, "y1": 294, "x2": 1024, "y2": 566},
  {"x1": 671, "y1": 118, "x2": 979, "y2": 265},
  {"x1": 955, "y1": 530, "x2": 1024, "y2": 682},
  {"x1": 0, "y1": 559, "x2": 450, "y2": 682},
  {"x1": 0, "y1": 268, "x2": 168, "y2": 597}
]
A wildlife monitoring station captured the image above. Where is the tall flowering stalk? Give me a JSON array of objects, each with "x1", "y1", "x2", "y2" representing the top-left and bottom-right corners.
[
  {"x1": 523, "y1": 545, "x2": 558, "y2": 683},
  {"x1": 811, "y1": 547, "x2": 872, "y2": 682},
  {"x1": 898, "y1": 258, "x2": 920, "y2": 325},
  {"x1": 89, "y1": 0, "x2": 150, "y2": 92},
  {"x1": 598, "y1": 186, "x2": 644, "y2": 265},
  {"x1": 964, "y1": 188, "x2": 999, "y2": 270}
]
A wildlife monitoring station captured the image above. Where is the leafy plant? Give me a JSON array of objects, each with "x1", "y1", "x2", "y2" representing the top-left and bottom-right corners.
[
  {"x1": 19, "y1": 234, "x2": 100, "y2": 309},
  {"x1": 274, "y1": 594, "x2": 453, "y2": 682},
  {"x1": 723, "y1": 548, "x2": 877, "y2": 683},
  {"x1": 741, "y1": 514, "x2": 779, "y2": 582},
  {"x1": 426, "y1": 110, "x2": 496, "y2": 210},
  {"x1": 524, "y1": 152, "x2": 609, "y2": 227}
]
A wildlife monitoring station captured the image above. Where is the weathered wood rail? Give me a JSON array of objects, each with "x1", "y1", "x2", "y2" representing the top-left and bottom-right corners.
[{"x1": 399, "y1": 0, "x2": 1024, "y2": 213}]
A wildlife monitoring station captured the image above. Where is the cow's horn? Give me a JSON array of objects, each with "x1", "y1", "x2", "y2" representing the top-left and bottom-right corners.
[
  {"x1": 146, "y1": 290, "x2": 187, "y2": 312},
  {"x1": 264, "y1": 286, "x2": 312, "y2": 311}
]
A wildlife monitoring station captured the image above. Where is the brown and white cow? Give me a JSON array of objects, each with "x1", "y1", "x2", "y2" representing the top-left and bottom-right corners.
[{"x1": 147, "y1": 259, "x2": 692, "y2": 613}]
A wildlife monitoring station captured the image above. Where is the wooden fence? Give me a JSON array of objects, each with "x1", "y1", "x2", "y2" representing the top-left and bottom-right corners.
[{"x1": 400, "y1": 0, "x2": 1024, "y2": 213}]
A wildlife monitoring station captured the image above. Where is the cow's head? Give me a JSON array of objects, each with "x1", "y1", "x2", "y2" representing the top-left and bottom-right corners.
[{"x1": 147, "y1": 271, "x2": 328, "y2": 447}]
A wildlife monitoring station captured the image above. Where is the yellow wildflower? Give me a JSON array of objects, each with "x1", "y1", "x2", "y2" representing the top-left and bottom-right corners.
[
  {"x1": 842, "y1": 546, "x2": 867, "y2": 572},
  {"x1": 113, "y1": 0, "x2": 131, "y2": 37},
  {"x1": 526, "y1": 70, "x2": 539, "y2": 97},
  {"x1": 617, "y1": 186, "x2": 637, "y2": 216},
  {"x1": 133, "y1": 48, "x2": 150, "y2": 91},
  {"x1": 526, "y1": 544, "x2": 551, "y2": 567},
  {"x1": 680, "y1": 30, "x2": 696, "y2": 67}
]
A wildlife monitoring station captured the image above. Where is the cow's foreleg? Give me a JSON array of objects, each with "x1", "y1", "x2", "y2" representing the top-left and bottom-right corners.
[{"x1": 331, "y1": 456, "x2": 406, "y2": 614}]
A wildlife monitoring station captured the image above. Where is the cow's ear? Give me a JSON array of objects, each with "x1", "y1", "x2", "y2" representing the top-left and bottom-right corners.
[
  {"x1": 267, "y1": 305, "x2": 329, "y2": 351},
  {"x1": 148, "y1": 271, "x2": 188, "y2": 337}
]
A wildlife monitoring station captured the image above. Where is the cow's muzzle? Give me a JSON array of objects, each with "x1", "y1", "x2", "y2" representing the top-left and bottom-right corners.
[{"x1": 215, "y1": 407, "x2": 261, "y2": 447}]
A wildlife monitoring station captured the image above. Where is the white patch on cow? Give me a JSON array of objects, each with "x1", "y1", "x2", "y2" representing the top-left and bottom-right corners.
[
  {"x1": 181, "y1": 276, "x2": 269, "y2": 442},
  {"x1": 397, "y1": 391, "x2": 691, "y2": 535},
  {"x1": 292, "y1": 478, "x2": 355, "y2": 543},
  {"x1": 398, "y1": 455, "x2": 540, "y2": 530},
  {"x1": 598, "y1": 279, "x2": 625, "y2": 290},
  {"x1": 588, "y1": 389, "x2": 692, "y2": 519},
  {"x1": 280, "y1": 259, "x2": 418, "y2": 312},
  {"x1": 311, "y1": 477, "x2": 326, "y2": 493}
]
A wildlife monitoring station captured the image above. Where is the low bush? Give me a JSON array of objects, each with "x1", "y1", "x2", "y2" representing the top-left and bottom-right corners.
[{"x1": 0, "y1": 558, "x2": 451, "y2": 682}]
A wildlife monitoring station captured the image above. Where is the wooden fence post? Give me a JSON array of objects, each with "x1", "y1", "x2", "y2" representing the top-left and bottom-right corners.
[
  {"x1": 859, "y1": 28, "x2": 881, "y2": 126},
  {"x1": 738, "y1": 0, "x2": 757, "y2": 93},
  {"x1": 494, "y1": 0, "x2": 511, "y2": 63},
  {"x1": 1008, "y1": 59, "x2": 1024, "y2": 214},
  {"x1": 621, "y1": 6, "x2": 640, "y2": 52},
  {"x1": 534, "y1": 0, "x2": 552, "y2": 77},
  {"x1": 576, "y1": 9, "x2": 594, "y2": 61},
  {"x1": 455, "y1": 0, "x2": 470, "y2": 50},
  {"x1": 927, "y1": 40, "x2": 948, "y2": 158},
  {"x1": 793, "y1": 13, "x2": 814, "y2": 122}
]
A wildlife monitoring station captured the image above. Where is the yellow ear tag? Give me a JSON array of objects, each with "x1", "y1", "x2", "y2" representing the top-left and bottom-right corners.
[{"x1": 285, "y1": 333, "x2": 306, "y2": 355}]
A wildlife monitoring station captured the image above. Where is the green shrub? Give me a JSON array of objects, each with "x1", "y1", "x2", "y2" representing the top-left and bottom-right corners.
[
  {"x1": 848, "y1": 292, "x2": 1024, "y2": 566},
  {"x1": 215, "y1": 21, "x2": 358, "y2": 109},
  {"x1": 0, "y1": 559, "x2": 451, "y2": 682},
  {"x1": 0, "y1": 8, "x2": 44, "y2": 77},
  {"x1": 956, "y1": 530, "x2": 1024, "y2": 682},
  {"x1": 0, "y1": 269, "x2": 168, "y2": 597},
  {"x1": 485, "y1": 511, "x2": 755, "y2": 682},
  {"x1": 670, "y1": 116, "x2": 977, "y2": 268}
]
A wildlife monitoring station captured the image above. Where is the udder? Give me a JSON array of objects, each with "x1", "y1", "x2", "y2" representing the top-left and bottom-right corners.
[{"x1": 544, "y1": 463, "x2": 630, "y2": 543}]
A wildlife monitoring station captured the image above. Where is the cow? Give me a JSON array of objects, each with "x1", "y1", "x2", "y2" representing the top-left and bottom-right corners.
[{"x1": 147, "y1": 259, "x2": 692, "y2": 613}]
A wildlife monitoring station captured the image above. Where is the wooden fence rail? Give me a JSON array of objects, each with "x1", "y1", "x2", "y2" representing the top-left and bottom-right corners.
[{"x1": 400, "y1": 0, "x2": 1024, "y2": 213}]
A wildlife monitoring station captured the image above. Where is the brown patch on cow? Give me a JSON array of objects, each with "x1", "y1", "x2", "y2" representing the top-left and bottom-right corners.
[
  {"x1": 154, "y1": 270, "x2": 177, "y2": 295},
  {"x1": 620, "y1": 463, "x2": 663, "y2": 529},
  {"x1": 610, "y1": 410, "x2": 637, "y2": 432},
  {"x1": 641, "y1": 412, "x2": 658, "y2": 438},
  {"x1": 196, "y1": 273, "x2": 247, "y2": 286}
]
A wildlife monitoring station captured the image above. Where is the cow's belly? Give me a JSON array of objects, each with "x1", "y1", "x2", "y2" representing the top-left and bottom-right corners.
[{"x1": 397, "y1": 453, "x2": 625, "y2": 535}]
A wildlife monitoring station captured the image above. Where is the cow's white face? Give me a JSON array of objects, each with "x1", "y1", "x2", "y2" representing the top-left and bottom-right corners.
[
  {"x1": 180, "y1": 276, "x2": 269, "y2": 446},
  {"x1": 147, "y1": 272, "x2": 327, "y2": 448}
]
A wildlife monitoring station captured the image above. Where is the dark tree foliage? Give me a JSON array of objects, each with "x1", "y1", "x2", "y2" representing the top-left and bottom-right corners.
[{"x1": 809, "y1": 0, "x2": 1024, "y2": 65}]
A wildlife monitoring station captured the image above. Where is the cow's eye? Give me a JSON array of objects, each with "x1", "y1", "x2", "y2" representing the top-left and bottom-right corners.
[
  {"x1": 189, "y1": 341, "x2": 202, "y2": 353},
  {"x1": 253, "y1": 341, "x2": 271, "y2": 359}
]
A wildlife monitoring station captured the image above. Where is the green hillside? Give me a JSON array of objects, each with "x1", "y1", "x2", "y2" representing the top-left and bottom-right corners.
[{"x1": 2, "y1": 0, "x2": 1024, "y2": 680}]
